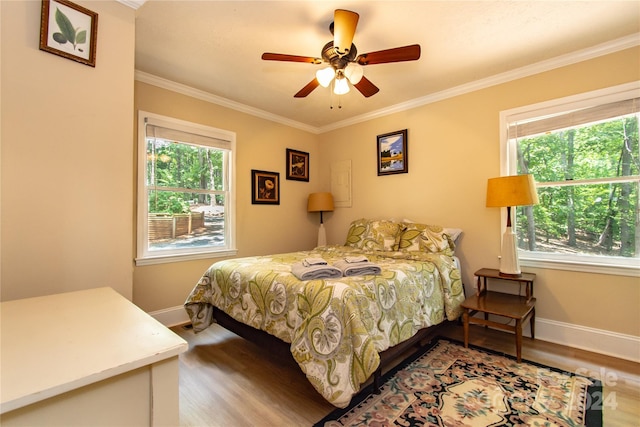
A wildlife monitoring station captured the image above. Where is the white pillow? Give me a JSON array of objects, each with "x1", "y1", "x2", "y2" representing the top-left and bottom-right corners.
[{"x1": 444, "y1": 227, "x2": 463, "y2": 243}]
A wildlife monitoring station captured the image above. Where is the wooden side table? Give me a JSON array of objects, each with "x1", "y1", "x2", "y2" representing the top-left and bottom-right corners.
[{"x1": 461, "y1": 268, "x2": 536, "y2": 362}]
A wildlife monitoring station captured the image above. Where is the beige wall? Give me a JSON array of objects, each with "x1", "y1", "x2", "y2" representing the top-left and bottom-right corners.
[
  {"x1": 319, "y1": 47, "x2": 640, "y2": 337},
  {"x1": 133, "y1": 82, "x2": 322, "y2": 311},
  {"x1": 1, "y1": 1, "x2": 135, "y2": 301},
  {"x1": 134, "y1": 48, "x2": 639, "y2": 339},
  {"x1": 2, "y1": 0, "x2": 637, "y2": 342}
]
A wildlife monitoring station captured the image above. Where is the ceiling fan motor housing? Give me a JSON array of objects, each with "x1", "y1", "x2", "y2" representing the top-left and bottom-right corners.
[{"x1": 321, "y1": 41, "x2": 357, "y2": 70}]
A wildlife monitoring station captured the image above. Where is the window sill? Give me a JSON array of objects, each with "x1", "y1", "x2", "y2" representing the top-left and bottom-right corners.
[
  {"x1": 520, "y1": 255, "x2": 640, "y2": 278},
  {"x1": 135, "y1": 249, "x2": 238, "y2": 266}
]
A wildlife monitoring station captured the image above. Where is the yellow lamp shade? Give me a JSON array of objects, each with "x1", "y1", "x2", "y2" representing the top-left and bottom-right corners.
[
  {"x1": 486, "y1": 174, "x2": 539, "y2": 208},
  {"x1": 308, "y1": 192, "x2": 334, "y2": 212}
]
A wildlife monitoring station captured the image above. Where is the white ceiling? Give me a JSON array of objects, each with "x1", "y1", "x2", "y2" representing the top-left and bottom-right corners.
[{"x1": 134, "y1": 1, "x2": 640, "y2": 132}]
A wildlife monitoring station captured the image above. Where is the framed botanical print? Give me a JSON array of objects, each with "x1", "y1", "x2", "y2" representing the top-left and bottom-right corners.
[
  {"x1": 377, "y1": 129, "x2": 408, "y2": 176},
  {"x1": 286, "y1": 149, "x2": 309, "y2": 181},
  {"x1": 251, "y1": 169, "x2": 280, "y2": 204},
  {"x1": 39, "y1": 0, "x2": 98, "y2": 67}
]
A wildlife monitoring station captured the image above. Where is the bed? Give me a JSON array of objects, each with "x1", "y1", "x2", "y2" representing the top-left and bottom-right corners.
[{"x1": 184, "y1": 218, "x2": 465, "y2": 408}]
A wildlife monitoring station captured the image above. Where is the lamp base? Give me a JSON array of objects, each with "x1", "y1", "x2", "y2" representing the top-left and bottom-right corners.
[
  {"x1": 499, "y1": 227, "x2": 521, "y2": 276},
  {"x1": 317, "y1": 223, "x2": 327, "y2": 247}
]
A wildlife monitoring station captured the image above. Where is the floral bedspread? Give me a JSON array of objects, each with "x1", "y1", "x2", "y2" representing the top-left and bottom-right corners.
[{"x1": 184, "y1": 245, "x2": 465, "y2": 408}]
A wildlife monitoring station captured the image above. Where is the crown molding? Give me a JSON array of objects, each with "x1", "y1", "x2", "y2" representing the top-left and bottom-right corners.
[
  {"x1": 117, "y1": 0, "x2": 146, "y2": 9},
  {"x1": 134, "y1": 71, "x2": 320, "y2": 134},
  {"x1": 319, "y1": 33, "x2": 640, "y2": 133},
  {"x1": 135, "y1": 33, "x2": 639, "y2": 134}
]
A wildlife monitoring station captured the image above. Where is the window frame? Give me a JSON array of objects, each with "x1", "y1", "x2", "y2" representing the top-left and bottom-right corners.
[
  {"x1": 136, "y1": 111, "x2": 237, "y2": 266},
  {"x1": 499, "y1": 82, "x2": 640, "y2": 277}
]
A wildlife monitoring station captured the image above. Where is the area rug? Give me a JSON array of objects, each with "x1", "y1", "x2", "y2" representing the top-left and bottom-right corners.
[{"x1": 314, "y1": 338, "x2": 602, "y2": 427}]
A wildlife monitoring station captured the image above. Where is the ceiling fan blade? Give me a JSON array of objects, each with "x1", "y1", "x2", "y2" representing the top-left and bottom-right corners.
[
  {"x1": 294, "y1": 78, "x2": 320, "y2": 98},
  {"x1": 356, "y1": 44, "x2": 421, "y2": 65},
  {"x1": 262, "y1": 53, "x2": 322, "y2": 64},
  {"x1": 353, "y1": 76, "x2": 379, "y2": 98},
  {"x1": 333, "y1": 9, "x2": 359, "y2": 56}
]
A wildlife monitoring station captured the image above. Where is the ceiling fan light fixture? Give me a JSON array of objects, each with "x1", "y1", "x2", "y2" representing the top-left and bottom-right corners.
[
  {"x1": 316, "y1": 67, "x2": 335, "y2": 87},
  {"x1": 344, "y1": 62, "x2": 363, "y2": 84},
  {"x1": 333, "y1": 74, "x2": 350, "y2": 95}
]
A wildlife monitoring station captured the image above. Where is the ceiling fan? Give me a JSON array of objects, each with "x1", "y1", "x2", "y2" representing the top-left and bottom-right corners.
[{"x1": 261, "y1": 9, "x2": 421, "y2": 98}]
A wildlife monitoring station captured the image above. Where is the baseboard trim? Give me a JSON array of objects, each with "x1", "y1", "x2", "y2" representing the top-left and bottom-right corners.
[
  {"x1": 151, "y1": 306, "x2": 640, "y2": 362},
  {"x1": 149, "y1": 305, "x2": 190, "y2": 328},
  {"x1": 536, "y1": 317, "x2": 640, "y2": 363}
]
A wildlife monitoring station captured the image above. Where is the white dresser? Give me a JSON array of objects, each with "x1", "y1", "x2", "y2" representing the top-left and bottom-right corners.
[{"x1": 1, "y1": 287, "x2": 188, "y2": 426}]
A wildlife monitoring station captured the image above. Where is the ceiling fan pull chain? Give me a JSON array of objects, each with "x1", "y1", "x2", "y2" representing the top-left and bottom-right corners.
[{"x1": 330, "y1": 81, "x2": 334, "y2": 109}]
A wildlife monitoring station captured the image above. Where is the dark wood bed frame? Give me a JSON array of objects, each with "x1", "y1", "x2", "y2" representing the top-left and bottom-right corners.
[{"x1": 211, "y1": 306, "x2": 448, "y2": 394}]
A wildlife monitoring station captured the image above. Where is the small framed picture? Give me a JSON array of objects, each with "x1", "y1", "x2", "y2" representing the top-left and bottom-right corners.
[
  {"x1": 251, "y1": 170, "x2": 280, "y2": 205},
  {"x1": 40, "y1": 0, "x2": 98, "y2": 67},
  {"x1": 286, "y1": 149, "x2": 309, "y2": 181},
  {"x1": 377, "y1": 129, "x2": 408, "y2": 176}
]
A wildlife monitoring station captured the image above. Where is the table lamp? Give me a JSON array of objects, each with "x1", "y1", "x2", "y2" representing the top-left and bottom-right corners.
[
  {"x1": 486, "y1": 174, "x2": 539, "y2": 277},
  {"x1": 307, "y1": 192, "x2": 334, "y2": 247}
]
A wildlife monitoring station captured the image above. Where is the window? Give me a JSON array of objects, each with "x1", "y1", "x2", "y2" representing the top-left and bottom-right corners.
[
  {"x1": 136, "y1": 111, "x2": 236, "y2": 265},
  {"x1": 500, "y1": 83, "x2": 639, "y2": 276}
]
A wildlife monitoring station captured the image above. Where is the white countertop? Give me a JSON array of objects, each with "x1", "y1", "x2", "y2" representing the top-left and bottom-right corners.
[{"x1": 1, "y1": 287, "x2": 188, "y2": 414}]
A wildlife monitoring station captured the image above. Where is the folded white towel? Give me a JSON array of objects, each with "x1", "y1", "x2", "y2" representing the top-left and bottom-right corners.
[
  {"x1": 302, "y1": 257, "x2": 328, "y2": 267},
  {"x1": 291, "y1": 262, "x2": 342, "y2": 281},
  {"x1": 334, "y1": 259, "x2": 381, "y2": 277}
]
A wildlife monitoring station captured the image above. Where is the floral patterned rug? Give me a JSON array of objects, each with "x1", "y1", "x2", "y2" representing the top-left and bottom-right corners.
[{"x1": 315, "y1": 338, "x2": 602, "y2": 427}]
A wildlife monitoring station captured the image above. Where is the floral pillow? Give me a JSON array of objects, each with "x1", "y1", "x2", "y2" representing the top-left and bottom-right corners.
[
  {"x1": 396, "y1": 223, "x2": 454, "y2": 254},
  {"x1": 344, "y1": 218, "x2": 403, "y2": 251}
]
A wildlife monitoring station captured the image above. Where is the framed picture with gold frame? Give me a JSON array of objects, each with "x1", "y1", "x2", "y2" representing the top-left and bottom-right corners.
[
  {"x1": 286, "y1": 148, "x2": 309, "y2": 181},
  {"x1": 251, "y1": 170, "x2": 280, "y2": 205},
  {"x1": 40, "y1": 0, "x2": 98, "y2": 67}
]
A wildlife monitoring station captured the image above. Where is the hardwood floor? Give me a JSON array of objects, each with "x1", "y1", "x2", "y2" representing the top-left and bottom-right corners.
[{"x1": 172, "y1": 322, "x2": 640, "y2": 426}]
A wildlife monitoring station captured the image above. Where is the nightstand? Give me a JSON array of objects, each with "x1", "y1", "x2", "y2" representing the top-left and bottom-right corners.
[{"x1": 461, "y1": 268, "x2": 536, "y2": 362}]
